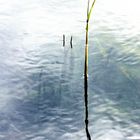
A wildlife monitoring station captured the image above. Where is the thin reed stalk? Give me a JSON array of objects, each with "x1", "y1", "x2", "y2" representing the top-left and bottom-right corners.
[
  {"x1": 70, "y1": 36, "x2": 73, "y2": 48},
  {"x1": 63, "y1": 34, "x2": 65, "y2": 46},
  {"x1": 84, "y1": 0, "x2": 96, "y2": 140}
]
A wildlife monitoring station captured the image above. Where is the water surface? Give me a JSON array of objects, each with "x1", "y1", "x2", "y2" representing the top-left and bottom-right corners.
[{"x1": 0, "y1": 0, "x2": 140, "y2": 139}]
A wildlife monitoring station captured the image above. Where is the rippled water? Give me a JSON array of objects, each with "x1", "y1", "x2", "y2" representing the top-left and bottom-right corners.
[{"x1": 0, "y1": 0, "x2": 140, "y2": 139}]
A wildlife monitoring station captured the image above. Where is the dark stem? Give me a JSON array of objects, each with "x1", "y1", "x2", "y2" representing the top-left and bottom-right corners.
[
  {"x1": 63, "y1": 34, "x2": 65, "y2": 46},
  {"x1": 70, "y1": 36, "x2": 73, "y2": 48},
  {"x1": 84, "y1": 73, "x2": 91, "y2": 140},
  {"x1": 84, "y1": 20, "x2": 91, "y2": 140}
]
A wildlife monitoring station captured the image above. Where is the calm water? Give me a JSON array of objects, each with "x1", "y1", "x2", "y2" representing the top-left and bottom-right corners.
[{"x1": 0, "y1": 0, "x2": 140, "y2": 140}]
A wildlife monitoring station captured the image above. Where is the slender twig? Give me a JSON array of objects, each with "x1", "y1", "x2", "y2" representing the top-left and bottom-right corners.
[
  {"x1": 63, "y1": 34, "x2": 65, "y2": 46},
  {"x1": 84, "y1": 0, "x2": 96, "y2": 140},
  {"x1": 70, "y1": 36, "x2": 73, "y2": 48}
]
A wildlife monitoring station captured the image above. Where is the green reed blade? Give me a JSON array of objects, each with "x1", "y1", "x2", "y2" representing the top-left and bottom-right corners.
[{"x1": 88, "y1": 0, "x2": 96, "y2": 21}]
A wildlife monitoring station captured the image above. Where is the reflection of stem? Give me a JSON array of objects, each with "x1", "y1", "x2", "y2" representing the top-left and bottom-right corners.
[{"x1": 84, "y1": 0, "x2": 96, "y2": 140}]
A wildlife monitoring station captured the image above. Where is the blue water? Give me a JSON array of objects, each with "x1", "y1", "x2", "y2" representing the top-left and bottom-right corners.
[{"x1": 0, "y1": 0, "x2": 140, "y2": 139}]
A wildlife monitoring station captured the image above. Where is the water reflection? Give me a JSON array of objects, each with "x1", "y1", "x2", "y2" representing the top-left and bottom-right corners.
[{"x1": 0, "y1": 44, "x2": 84, "y2": 140}]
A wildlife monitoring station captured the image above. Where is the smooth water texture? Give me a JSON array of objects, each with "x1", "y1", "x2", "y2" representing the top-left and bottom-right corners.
[{"x1": 0, "y1": 0, "x2": 140, "y2": 140}]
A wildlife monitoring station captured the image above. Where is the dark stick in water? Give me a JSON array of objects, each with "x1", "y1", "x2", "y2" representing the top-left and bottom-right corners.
[
  {"x1": 63, "y1": 34, "x2": 65, "y2": 46},
  {"x1": 84, "y1": 0, "x2": 96, "y2": 140},
  {"x1": 70, "y1": 36, "x2": 73, "y2": 48}
]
